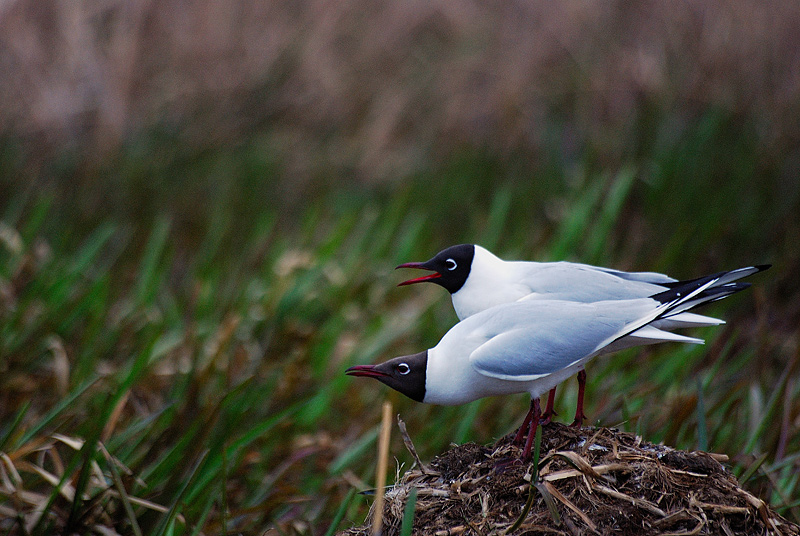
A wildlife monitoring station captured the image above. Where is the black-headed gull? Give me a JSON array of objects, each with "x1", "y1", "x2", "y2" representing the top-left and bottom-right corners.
[
  {"x1": 349, "y1": 265, "x2": 768, "y2": 459},
  {"x1": 397, "y1": 244, "x2": 735, "y2": 425}
]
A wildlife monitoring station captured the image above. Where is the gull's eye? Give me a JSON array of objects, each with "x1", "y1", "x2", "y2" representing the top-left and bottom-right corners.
[
  {"x1": 397, "y1": 363, "x2": 410, "y2": 375},
  {"x1": 445, "y1": 258, "x2": 457, "y2": 271}
]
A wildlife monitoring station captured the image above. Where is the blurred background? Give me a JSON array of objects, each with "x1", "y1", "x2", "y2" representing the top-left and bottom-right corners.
[{"x1": 1, "y1": 1, "x2": 799, "y2": 534}]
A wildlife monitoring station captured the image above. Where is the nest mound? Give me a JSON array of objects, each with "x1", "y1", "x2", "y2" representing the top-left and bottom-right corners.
[{"x1": 342, "y1": 424, "x2": 799, "y2": 536}]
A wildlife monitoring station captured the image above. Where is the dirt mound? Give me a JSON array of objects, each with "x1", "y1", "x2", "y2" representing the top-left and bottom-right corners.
[{"x1": 342, "y1": 424, "x2": 799, "y2": 535}]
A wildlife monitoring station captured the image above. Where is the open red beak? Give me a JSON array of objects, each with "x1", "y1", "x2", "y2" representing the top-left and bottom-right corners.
[
  {"x1": 395, "y1": 262, "x2": 442, "y2": 286},
  {"x1": 345, "y1": 365, "x2": 390, "y2": 379}
]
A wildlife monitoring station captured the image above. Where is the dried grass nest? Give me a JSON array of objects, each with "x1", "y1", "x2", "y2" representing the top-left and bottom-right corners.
[{"x1": 342, "y1": 423, "x2": 799, "y2": 536}]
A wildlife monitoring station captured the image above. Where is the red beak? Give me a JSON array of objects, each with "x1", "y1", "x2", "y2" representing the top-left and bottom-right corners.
[
  {"x1": 345, "y1": 365, "x2": 390, "y2": 379},
  {"x1": 395, "y1": 262, "x2": 442, "y2": 286}
]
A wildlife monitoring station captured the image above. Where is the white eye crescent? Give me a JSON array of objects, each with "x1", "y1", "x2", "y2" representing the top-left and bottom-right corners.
[
  {"x1": 397, "y1": 363, "x2": 410, "y2": 375},
  {"x1": 445, "y1": 258, "x2": 457, "y2": 271}
]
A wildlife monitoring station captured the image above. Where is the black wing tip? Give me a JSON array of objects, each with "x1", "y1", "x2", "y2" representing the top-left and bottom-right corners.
[
  {"x1": 661, "y1": 263, "x2": 770, "y2": 289},
  {"x1": 703, "y1": 282, "x2": 751, "y2": 303},
  {"x1": 651, "y1": 263, "x2": 769, "y2": 307},
  {"x1": 650, "y1": 274, "x2": 712, "y2": 304}
]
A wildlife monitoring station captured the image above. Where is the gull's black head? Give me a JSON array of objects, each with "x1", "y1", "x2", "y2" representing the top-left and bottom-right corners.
[
  {"x1": 396, "y1": 244, "x2": 475, "y2": 294},
  {"x1": 345, "y1": 351, "x2": 428, "y2": 402}
]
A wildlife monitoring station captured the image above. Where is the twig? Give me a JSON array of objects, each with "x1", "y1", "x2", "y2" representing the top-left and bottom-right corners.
[
  {"x1": 542, "y1": 481, "x2": 599, "y2": 534},
  {"x1": 542, "y1": 463, "x2": 629, "y2": 482},
  {"x1": 592, "y1": 483, "x2": 666, "y2": 517},
  {"x1": 99, "y1": 442, "x2": 143, "y2": 536},
  {"x1": 397, "y1": 415, "x2": 434, "y2": 475}
]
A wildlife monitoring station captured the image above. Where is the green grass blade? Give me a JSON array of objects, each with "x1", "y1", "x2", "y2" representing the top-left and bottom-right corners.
[
  {"x1": 19, "y1": 196, "x2": 52, "y2": 244},
  {"x1": 506, "y1": 425, "x2": 543, "y2": 534},
  {"x1": 744, "y1": 366, "x2": 791, "y2": 454},
  {"x1": 30, "y1": 440, "x2": 87, "y2": 536},
  {"x1": 221, "y1": 442, "x2": 228, "y2": 536},
  {"x1": 399, "y1": 487, "x2": 417, "y2": 536},
  {"x1": 324, "y1": 488, "x2": 357, "y2": 536},
  {"x1": 329, "y1": 427, "x2": 379, "y2": 475},
  {"x1": 18, "y1": 377, "x2": 99, "y2": 446},
  {"x1": 738, "y1": 452, "x2": 769, "y2": 485},
  {"x1": 0, "y1": 401, "x2": 30, "y2": 451},
  {"x1": 586, "y1": 166, "x2": 636, "y2": 262},
  {"x1": 480, "y1": 186, "x2": 511, "y2": 251},
  {"x1": 454, "y1": 400, "x2": 483, "y2": 445},
  {"x1": 67, "y1": 223, "x2": 117, "y2": 277},
  {"x1": 66, "y1": 402, "x2": 113, "y2": 530},
  {"x1": 152, "y1": 450, "x2": 211, "y2": 536},
  {"x1": 135, "y1": 216, "x2": 171, "y2": 305},
  {"x1": 103, "y1": 444, "x2": 143, "y2": 536},
  {"x1": 188, "y1": 492, "x2": 217, "y2": 536},
  {"x1": 549, "y1": 175, "x2": 603, "y2": 260},
  {"x1": 696, "y1": 378, "x2": 708, "y2": 451}
]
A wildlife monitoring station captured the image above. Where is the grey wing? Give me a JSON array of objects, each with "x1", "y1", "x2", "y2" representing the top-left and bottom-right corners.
[
  {"x1": 590, "y1": 265, "x2": 677, "y2": 285},
  {"x1": 468, "y1": 318, "x2": 624, "y2": 381},
  {"x1": 517, "y1": 262, "x2": 670, "y2": 301}
]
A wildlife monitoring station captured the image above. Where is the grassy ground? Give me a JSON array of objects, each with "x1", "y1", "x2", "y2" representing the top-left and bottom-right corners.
[{"x1": 1, "y1": 107, "x2": 799, "y2": 534}]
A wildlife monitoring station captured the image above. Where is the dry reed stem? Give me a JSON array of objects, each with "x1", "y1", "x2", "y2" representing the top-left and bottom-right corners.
[{"x1": 372, "y1": 400, "x2": 393, "y2": 536}]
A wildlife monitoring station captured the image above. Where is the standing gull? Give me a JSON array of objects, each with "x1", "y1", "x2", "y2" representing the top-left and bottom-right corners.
[
  {"x1": 397, "y1": 244, "x2": 742, "y2": 425},
  {"x1": 349, "y1": 265, "x2": 768, "y2": 459}
]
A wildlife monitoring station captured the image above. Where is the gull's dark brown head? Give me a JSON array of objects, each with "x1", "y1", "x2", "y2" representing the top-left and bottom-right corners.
[{"x1": 345, "y1": 351, "x2": 428, "y2": 402}]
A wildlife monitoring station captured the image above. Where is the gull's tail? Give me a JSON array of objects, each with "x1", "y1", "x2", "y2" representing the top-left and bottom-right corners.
[
  {"x1": 650, "y1": 264, "x2": 770, "y2": 318},
  {"x1": 596, "y1": 264, "x2": 770, "y2": 355}
]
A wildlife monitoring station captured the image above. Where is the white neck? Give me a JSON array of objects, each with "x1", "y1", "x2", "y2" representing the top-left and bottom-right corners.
[{"x1": 451, "y1": 246, "x2": 529, "y2": 320}]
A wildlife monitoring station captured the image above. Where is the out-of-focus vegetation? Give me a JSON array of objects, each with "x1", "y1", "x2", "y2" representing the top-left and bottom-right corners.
[
  {"x1": 1, "y1": 1, "x2": 799, "y2": 534},
  {"x1": 3, "y1": 1, "x2": 800, "y2": 180}
]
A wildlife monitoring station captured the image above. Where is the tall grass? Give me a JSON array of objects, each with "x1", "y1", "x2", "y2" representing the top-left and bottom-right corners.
[
  {"x1": 1, "y1": 107, "x2": 798, "y2": 533},
  {"x1": 2, "y1": 2, "x2": 799, "y2": 531}
]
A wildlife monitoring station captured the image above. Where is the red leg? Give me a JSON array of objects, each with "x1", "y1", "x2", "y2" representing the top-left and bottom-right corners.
[
  {"x1": 521, "y1": 398, "x2": 542, "y2": 461},
  {"x1": 571, "y1": 369, "x2": 587, "y2": 427},
  {"x1": 513, "y1": 399, "x2": 536, "y2": 445},
  {"x1": 540, "y1": 387, "x2": 557, "y2": 425}
]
